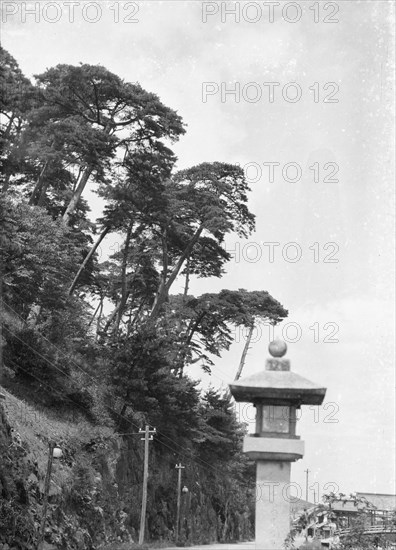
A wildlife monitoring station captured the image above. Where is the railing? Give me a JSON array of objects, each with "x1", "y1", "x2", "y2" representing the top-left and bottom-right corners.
[{"x1": 337, "y1": 525, "x2": 396, "y2": 537}]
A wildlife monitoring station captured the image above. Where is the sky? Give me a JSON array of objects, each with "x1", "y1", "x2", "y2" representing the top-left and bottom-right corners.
[{"x1": 2, "y1": 0, "x2": 395, "y2": 499}]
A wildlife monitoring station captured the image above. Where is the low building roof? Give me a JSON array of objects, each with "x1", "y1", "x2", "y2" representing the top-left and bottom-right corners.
[
  {"x1": 357, "y1": 492, "x2": 396, "y2": 511},
  {"x1": 331, "y1": 500, "x2": 368, "y2": 512}
]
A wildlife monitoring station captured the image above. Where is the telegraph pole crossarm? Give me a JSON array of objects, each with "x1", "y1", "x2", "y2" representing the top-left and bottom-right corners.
[{"x1": 138, "y1": 425, "x2": 156, "y2": 546}]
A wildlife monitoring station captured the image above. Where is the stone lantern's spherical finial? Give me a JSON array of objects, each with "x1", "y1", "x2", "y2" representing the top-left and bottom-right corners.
[{"x1": 268, "y1": 339, "x2": 287, "y2": 358}]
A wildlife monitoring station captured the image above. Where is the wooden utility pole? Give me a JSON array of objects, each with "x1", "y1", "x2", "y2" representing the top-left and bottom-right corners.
[
  {"x1": 38, "y1": 440, "x2": 55, "y2": 550},
  {"x1": 0, "y1": 298, "x2": 3, "y2": 387},
  {"x1": 175, "y1": 463, "x2": 185, "y2": 542},
  {"x1": 138, "y1": 425, "x2": 156, "y2": 545},
  {"x1": 304, "y1": 468, "x2": 310, "y2": 502},
  {"x1": 234, "y1": 324, "x2": 255, "y2": 381},
  {"x1": 0, "y1": 251, "x2": 4, "y2": 387}
]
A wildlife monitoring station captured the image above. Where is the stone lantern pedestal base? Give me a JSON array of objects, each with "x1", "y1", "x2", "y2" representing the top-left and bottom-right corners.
[{"x1": 255, "y1": 461, "x2": 291, "y2": 550}]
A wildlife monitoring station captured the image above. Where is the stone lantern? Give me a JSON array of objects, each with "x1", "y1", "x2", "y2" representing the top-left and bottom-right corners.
[{"x1": 229, "y1": 340, "x2": 326, "y2": 550}]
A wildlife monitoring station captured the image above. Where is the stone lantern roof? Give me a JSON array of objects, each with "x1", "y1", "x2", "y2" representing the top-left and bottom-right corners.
[{"x1": 229, "y1": 339, "x2": 326, "y2": 406}]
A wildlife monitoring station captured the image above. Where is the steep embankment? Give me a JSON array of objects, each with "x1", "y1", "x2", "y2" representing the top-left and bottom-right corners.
[
  {"x1": 0, "y1": 385, "x2": 254, "y2": 549},
  {"x1": 0, "y1": 387, "x2": 132, "y2": 549}
]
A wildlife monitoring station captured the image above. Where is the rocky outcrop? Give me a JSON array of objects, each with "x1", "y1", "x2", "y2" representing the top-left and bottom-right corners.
[
  {"x1": 0, "y1": 389, "x2": 254, "y2": 548},
  {"x1": 0, "y1": 393, "x2": 133, "y2": 549}
]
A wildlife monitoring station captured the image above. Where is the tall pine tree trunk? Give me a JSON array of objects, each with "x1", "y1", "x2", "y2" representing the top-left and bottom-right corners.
[
  {"x1": 63, "y1": 122, "x2": 113, "y2": 224},
  {"x1": 88, "y1": 298, "x2": 102, "y2": 329},
  {"x1": 183, "y1": 257, "x2": 190, "y2": 300},
  {"x1": 112, "y1": 222, "x2": 133, "y2": 336},
  {"x1": 29, "y1": 160, "x2": 50, "y2": 205},
  {"x1": 97, "y1": 303, "x2": 122, "y2": 340},
  {"x1": 62, "y1": 166, "x2": 92, "y2": 225},
  {"x1": 234, "y1": 323, "x2": 254, "y2": 380},
  {"x1": 37, "y1": 179, "x2": 52, "y2": 206},
  {"x1": 126, "y1": 297, "x2": 146, "y2": 336},
  {"x1": 149, "y1": 226, "x2": 204, "y2": 321},
  {"x1": 68, "y1": 226, "x2": 110, "y2": 296}
]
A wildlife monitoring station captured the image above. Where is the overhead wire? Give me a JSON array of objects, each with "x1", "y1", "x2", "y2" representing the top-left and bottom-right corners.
[
  {"x1": 2, "y1": 296, "x2": 250, "y2": 424},
  {"x1": 2, "y1": 301, "x2": 255, "y2": 490},
  {"x1": 3, "y1": 298, "x2": 237, "y2": 397},
  {"x1": 7, "y1": 355, "x2": 249, "y2": 492}
]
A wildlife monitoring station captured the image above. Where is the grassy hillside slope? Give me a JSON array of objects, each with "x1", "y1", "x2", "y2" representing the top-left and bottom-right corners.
[{"x1": 0, "y1": 386, "x2": 132, "y2": 549}]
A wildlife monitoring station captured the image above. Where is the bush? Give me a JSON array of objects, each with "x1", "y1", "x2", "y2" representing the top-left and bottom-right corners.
[
  {"x1": 64, "y1": 459, "x2": 95, "y2": 508},
  {"x1": 4, "y1": 327, "x2": 62, "y2": 385},
  {"x1": 0, "y1": 499, "x2": 36, "y2": 549}
]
